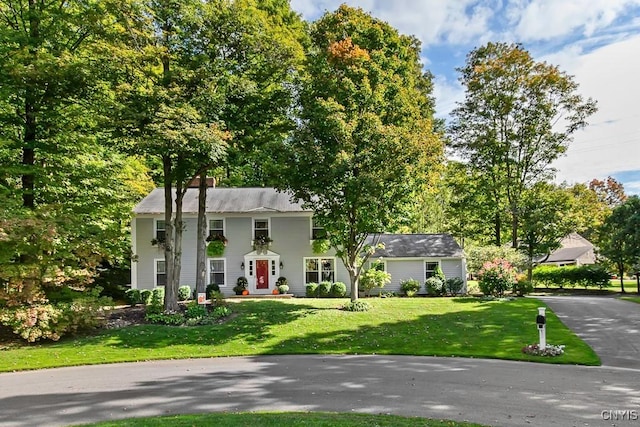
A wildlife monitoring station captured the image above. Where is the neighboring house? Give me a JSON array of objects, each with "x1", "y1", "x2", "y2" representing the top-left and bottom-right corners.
[
  {"x1": 537, "y1": 232, "x2": 596, "y2": 267},
  {"x1": 131, "y1": 187, "x2": 467, "y2": 296}
]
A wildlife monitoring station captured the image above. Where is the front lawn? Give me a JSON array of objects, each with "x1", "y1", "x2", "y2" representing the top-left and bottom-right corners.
[
  {"x1": 620, "y1": 296, "x2": 640, "y2": 304},
  {"x1": 0, "y1": 297, "x2": 599, "y2": 372},
  {"x1": 77, "y1": 412, "x2": 486, "y2": 427}
]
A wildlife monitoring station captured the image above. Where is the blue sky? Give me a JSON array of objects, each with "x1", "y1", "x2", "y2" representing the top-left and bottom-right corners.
[{"x1": 290, "y1": 0, "x2": 640, "y2": 194}]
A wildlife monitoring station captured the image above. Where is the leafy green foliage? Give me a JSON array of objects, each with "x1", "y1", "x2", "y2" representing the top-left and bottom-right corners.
[
  {"x1": 466, "y1": 245, "x2": 527, "y2": 276},
  {"x1": 318, "y1": 281, "x2": 333, "y2": 298},
  {"x1": 0, "y1": 287, "x2": 110, "y2": 342},
  {"x1": 518, "y1": 182, "x2": 574, "y2": 279},
  {"x1": 359, "y1": 269, "x2": 391, "y2": 297},
  {"x1": 331, "y1": 282, "x2": 348, "y2": 298},
  {"x1": 599, "y1": 195, "x2": 640, "y2": 292},
  {"x1": 449, "y1": 42, "x2": 597, "y2": 248},
  {"x1": 478, "y1": 259, "x2": 516, "y2": 297},
  {"x1": 206, "y1": 283, "x2": 220, "y2": 299},
  {"x1": 341, "y1": 300, "x2": 372, "y2": 312},
  {"x1": 272, "y1": 5, "x2": 442, "y2": 302},
  {"x1": 305, "y1": 283, "x2": 319, "y2": 297},
  {"x1": 178, "y1": 286, "x2": 192, "y2": 301},
  {"x1": 312, "y1": 239, "x2": 332, "y2": 254},
  {"x1": 206, "y1": 240, "x2": 226, "y2": 257},
  {"x1": 125, "y1": 289, "x2": 142, "y2": 306},
  {"x1": 532, "y1": 265, "x2": 611, "y2": 289},
  {"x1": 425, "y1": 277, "x2": 444, "y2": 296},
  {"x1": 400, "y1": 279, "x2": 421, "y2": 297},
  {"x1": 445, "y1": 277, "x2": 465, "y2": 296}
]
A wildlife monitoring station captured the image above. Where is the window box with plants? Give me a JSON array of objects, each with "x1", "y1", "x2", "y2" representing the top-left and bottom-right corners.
[
  {"x1": 207, "y1": 234, "x2": 228, "y2": 257},
  {"x1": 151, "y1": 237, "x2": 166, "y2": 249},
  {"x1": 252, "y1": 235, "x2": 273, "y2": 254}
]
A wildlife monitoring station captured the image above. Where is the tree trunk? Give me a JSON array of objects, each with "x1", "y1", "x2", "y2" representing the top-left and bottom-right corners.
[
  {"x1": 169, "y1": 182, "x2": 185, "y2": 312},
  {"x1": 195, "y1": 171, "x2": 208, "y2": 297},
  {"x1": 494, "y1": 211, "x2": 501, "y2": 246},
  {"x1": 618, "y1": 264, "x2": 625, "y2": 293},
  {"x1": 22, "y1": 0, "x2": 39, "y2": 210},
  {"x1": 348, "y1": 265, "x2": 359, "y2": 302},
  {"x1": 162, "y1": 157, "x2": 176, "y2": 311},
  {"x1": 511, "y1": 210, "x2": 518, "y2": 249}
]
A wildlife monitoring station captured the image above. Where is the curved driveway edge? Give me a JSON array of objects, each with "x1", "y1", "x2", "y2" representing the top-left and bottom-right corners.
[
  {"x1": 1, "y1": 355, "x2": 640, "y2": 427},
  {"x1": 537, "y1": 296, "x2": 640, "y2": 370}
]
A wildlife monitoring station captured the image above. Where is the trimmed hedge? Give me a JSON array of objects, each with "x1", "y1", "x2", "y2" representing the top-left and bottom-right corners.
[{"x1": 533, "y1": 265, "x2": 610, "y2": 289}]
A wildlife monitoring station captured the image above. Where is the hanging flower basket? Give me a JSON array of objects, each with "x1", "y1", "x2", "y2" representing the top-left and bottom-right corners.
[
  {"x1": 253, "y1": 235, "x2": 273, "y2": 254},
  {"x1": 206, "y1": 235, "x2": 227, "y2": 257}
]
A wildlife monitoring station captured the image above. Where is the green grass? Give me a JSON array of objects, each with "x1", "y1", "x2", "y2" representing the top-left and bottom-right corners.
[
  {"x1": 0, "y1": 297, "x2": 599, "y2": 372},
  {"x1": 76, "y1": 412, "x2": 486, "y2": 426},
  {"x1": 620, "y1": 296, "x2": 640, "y2": 304}
]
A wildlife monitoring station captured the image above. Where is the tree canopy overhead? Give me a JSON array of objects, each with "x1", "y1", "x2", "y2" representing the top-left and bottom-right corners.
[
  {"x1": 448, "y1": 42, "x2": 597, "y2": 248},
  {"x1": 273, "y1": 4, "x2": 443, "y2": 301}
]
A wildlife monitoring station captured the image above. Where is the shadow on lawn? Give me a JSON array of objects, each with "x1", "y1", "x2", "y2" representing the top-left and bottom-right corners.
[
  {"x1": 254, "y1": 297, "x2": 596, "y2": 365},
  {"x1": 92, "y1": 299, "x2": 323, "y2": 350}
]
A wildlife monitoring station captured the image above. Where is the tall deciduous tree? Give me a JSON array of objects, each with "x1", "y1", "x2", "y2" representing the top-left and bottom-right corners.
[
  {"x1": 274, "y1": 5, "x2": 442, "y2": 301},
  {"x1": 599, "y1": 195, "x2": 640, "y2": 293},
  {"x1": 519, "y1": 182, "x2": 573, "y2": 280},
  {"x1": 589, "y1": 176, "x2": 627, "y2": 208},
  {"x1": 448, "y1": 42, "x2": 597, "y2": 248},
  {"x1": 113, "y1": 1, "x2": 228, "y2": 311},
  {"x1": 0, "y1": 1, "x2": 153, "y2": 302}
]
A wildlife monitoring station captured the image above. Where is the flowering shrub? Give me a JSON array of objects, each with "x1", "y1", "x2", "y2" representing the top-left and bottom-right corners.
[
  {"x1": 478, "y1": 258, "x2": 516, "y2": 296},
  {"x1": 0, "y1": 292, "x2": 109, "y2": 342},
  {"x1": 522, "y1": 343, "x2": 565, "y2": 357},
  {"x1": 0, "y1": 304, "x2": 63, "y2": 342}
]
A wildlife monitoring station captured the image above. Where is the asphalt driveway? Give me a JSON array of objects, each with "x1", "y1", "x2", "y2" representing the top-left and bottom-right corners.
[
  {"x1": 1, "y1": 355, "x2": 640, "y2": 427},
  {"x1": 537, "y1": 295, "x2": 640, "y2": 369}
]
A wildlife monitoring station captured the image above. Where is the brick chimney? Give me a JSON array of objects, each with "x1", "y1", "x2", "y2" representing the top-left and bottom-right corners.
[{"x1": 188, "y1": 176, "x2": 216, "y2": 188}]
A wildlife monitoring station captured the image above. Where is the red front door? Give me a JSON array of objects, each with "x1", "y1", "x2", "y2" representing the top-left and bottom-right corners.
[{"x1": 256, "y1": 260, "x2": 269, "y2": 289}]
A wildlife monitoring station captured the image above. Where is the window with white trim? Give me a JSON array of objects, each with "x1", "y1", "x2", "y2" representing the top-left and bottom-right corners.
[
  {"x1": 155, "y1": 259, "x2": 166, "y2": 286},
  {"x1": 425, "y1": 261, "x2": 439, "y2": 280},
  {"x1": 370, "y1": 259, "x2": 386, "y2": 272},
  {"x1": 305, "y1": 257, "x2": 335, "y2": 283},
  {"x1": 311, "y1": 218, "x2": 326, "y2": 240},
  {"x1": 155, "y1": 220, "x2": 166, "y2": 242},
  {"x1": 209, "y1": 259, "x2": 226, "y2": 287},
  {"x1": 208, "y1": 219, "x2": 224, "y2": 239},
  {"x1": 254, "y1": 219, "x2": 269, "y2": 239}
]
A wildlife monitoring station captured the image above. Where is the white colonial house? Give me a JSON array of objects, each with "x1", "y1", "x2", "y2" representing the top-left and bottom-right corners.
[{"x1": 131, "y1": 187, "x2": 467, "y2": 296}]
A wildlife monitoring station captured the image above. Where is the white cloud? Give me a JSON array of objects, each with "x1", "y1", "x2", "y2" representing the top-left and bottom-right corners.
[
  {"x1": 512, "y1": 0, "x2": 640, "y2": 41},
  {"x1": 291, "y1": 0, "x2": 498, "y2": 46},
  {"x1": 550, "y1": 34, "x2": 640, "y2": 185}
]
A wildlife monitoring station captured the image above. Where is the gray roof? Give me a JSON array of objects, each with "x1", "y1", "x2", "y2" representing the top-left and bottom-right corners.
[
  {"x1": 133, "y1": 187, "x2": 307, "y2": 214},
  {"x1": 370, "y1": 234, "x2": 463, "y2": 258},
  {"x1": 539, "y1": 246, "x2": 593, "y2": 263}
]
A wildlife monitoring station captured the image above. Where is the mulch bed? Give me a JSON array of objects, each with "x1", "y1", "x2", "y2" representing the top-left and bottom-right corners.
[{"x1": 104, "y1": 305, "x2": 147, "y2": 329}]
